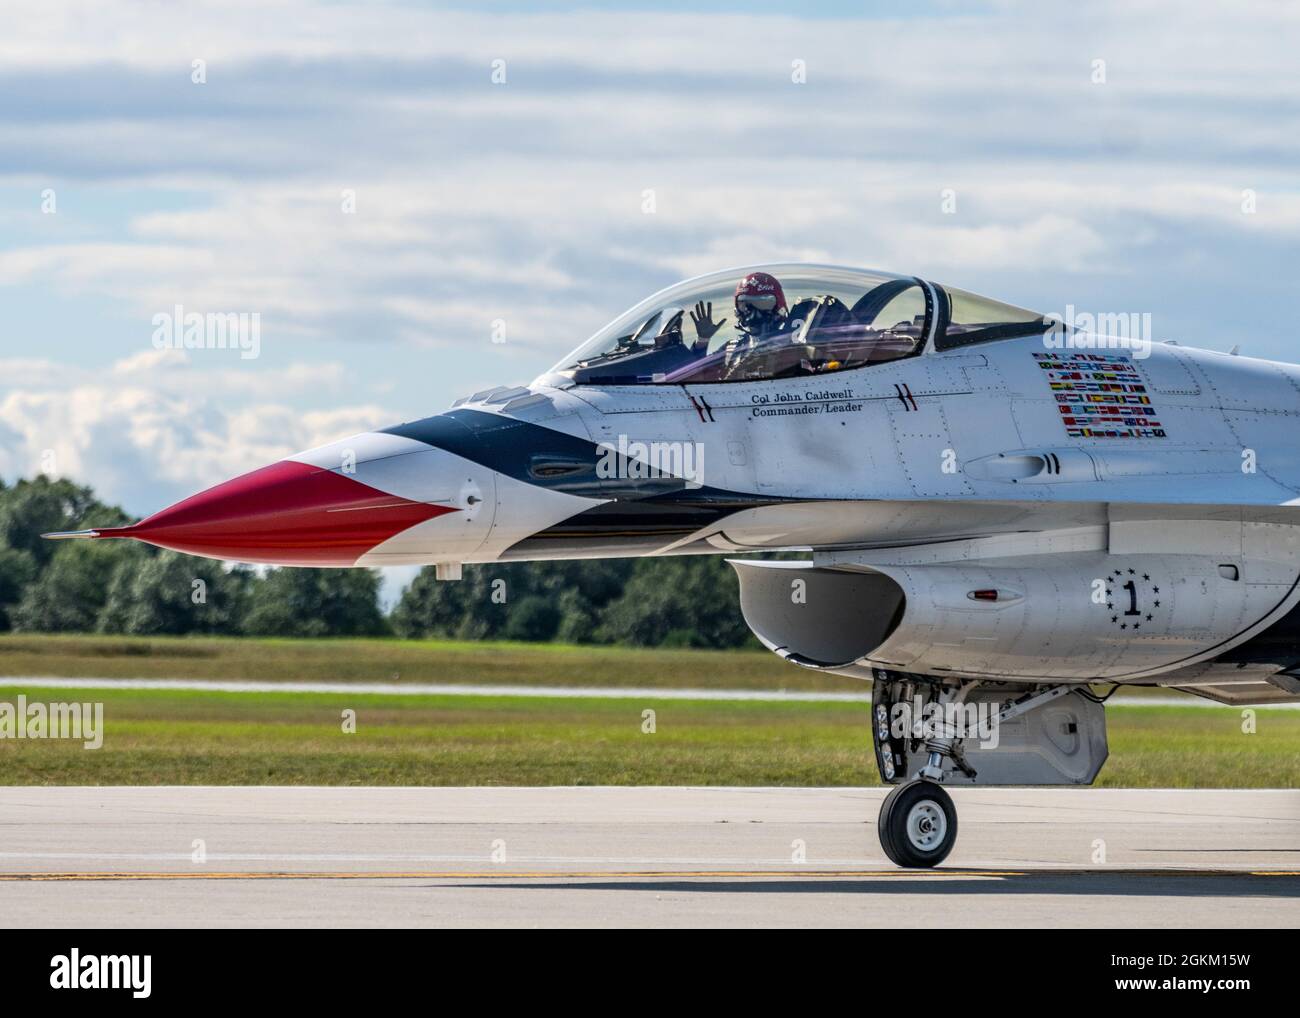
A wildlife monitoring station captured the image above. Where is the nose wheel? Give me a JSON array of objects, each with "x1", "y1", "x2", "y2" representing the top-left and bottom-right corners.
[{"x1": 877, "y1": 780, "x2": 957, "y2": 868}]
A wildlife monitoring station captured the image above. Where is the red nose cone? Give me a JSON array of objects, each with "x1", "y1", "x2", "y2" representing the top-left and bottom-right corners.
[{"x1": 99, "y1": 460, "x2": 457, "y2": 566}]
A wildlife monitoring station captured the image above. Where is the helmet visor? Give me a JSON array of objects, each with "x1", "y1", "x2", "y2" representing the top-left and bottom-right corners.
[{"x1": 736, "y1": 293, "x2": 778, "y2": 312}]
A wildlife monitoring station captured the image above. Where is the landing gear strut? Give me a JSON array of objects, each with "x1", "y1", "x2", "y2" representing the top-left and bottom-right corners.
[
  {"x1": 870, "y1": 669, "x2": 1092, "y2": 867},
  {"x1": 871, "y1": 669, "x2": 968, "y2": 868}
]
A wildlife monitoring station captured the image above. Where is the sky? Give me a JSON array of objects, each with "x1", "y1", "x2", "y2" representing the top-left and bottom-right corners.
[{"x1": 2, "y1": 0, "x2": 1298, "y2": 525}]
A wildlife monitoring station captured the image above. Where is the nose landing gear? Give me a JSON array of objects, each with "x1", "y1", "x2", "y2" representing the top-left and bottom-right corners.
[
  {"x1": 871, "y1": 669, "x2": 968, "y2": 867},
  {"x1": 870, "y1": 669, "x2": 1099, "y2": 867}
]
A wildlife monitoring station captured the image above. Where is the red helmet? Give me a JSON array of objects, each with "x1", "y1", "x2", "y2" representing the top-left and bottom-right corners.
[
  {"x1": 734, "y1": 272, "x2": 786, "y2": 313},
  {"x1": 734, "y1": 272, "x2": 786, "y2": 333}
]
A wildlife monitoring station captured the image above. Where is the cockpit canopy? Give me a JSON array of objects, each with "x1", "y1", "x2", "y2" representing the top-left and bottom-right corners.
[{"x1": 544, "y1": 264, "x2": 1049, "y2": 387}]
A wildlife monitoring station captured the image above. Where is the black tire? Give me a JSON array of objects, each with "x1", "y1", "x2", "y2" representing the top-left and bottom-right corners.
[{"x1": 877, "y1": 780, "x2": 957, "y2": 868}]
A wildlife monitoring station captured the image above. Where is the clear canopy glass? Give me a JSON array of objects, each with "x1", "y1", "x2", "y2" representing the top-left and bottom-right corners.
[
  {"x1": 547, "y1": 265, "x2": 929, "y2": 386},
  {"x1": 545, "y1": 264, "x2": 1053, "y2": 386},
  {"x1": 935, "y1": 285, "x2": 1051, "y2": 351}
]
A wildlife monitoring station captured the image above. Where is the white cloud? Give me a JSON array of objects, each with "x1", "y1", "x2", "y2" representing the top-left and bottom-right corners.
[
  {"x1": 893, "y1": 214, "x2": 1109, "y2": 273},
  {"x1": 0, "y1": 351, "x2": 391, "y2": 515},
  {"x1": 0, "y1": 350, "x2": 350, "y2": 401},
  {"x1": 0, "y1": 2, "x2": 1295, "y2": 360}
]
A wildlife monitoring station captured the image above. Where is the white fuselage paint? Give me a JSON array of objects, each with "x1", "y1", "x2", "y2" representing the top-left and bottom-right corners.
[{"x1": 269, "y1": 335, "x2": 1300, "y2": 693}]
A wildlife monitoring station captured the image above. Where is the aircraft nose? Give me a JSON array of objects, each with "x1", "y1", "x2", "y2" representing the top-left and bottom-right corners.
[{"x1": 95, "y1": 457, "x2": 464, "y2": 566}]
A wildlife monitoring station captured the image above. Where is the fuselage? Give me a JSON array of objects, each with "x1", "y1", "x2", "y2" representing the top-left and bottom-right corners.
[
  {"x1": 60, "y1": 264, "x2": 1300, "y2": 698},
  {"x1": 90, "y1": 330, "x2": 1300, "y2": 567}
]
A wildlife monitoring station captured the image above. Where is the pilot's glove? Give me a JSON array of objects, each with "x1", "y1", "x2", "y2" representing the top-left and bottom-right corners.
[{"x1": 690, "y1": 301, "x2": 726, "y2": 343}]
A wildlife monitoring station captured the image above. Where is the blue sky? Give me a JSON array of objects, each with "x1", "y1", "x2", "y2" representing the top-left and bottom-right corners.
[{"x1": 2, "y1": 0, "x2": 1298, "y2": 524}]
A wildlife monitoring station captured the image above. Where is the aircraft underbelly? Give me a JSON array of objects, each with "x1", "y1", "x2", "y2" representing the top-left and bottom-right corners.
[
  {"x1": 733, "y1": 534, "x2": 1300, "y2": 685},
  {"x1": 862, "y1": 553, "x2": 1299, "y2": 681}
]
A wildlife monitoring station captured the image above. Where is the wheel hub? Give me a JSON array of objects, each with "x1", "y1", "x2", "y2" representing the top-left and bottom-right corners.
[{"x1": 906, "y1": 800, "x2": 947, "y2": 850}]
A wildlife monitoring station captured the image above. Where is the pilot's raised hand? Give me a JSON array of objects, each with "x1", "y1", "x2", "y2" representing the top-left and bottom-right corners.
[{"x1": 690, "y1": 301, "x2": 726, "y2": 344}]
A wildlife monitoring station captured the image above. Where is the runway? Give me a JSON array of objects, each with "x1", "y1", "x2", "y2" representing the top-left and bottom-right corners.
[
  {"x1": 0, "y1": 787, "x2": 1296, "y2": 928},
  {"x1": 5, "y1": 676, "x2": 1296, "y2": 707}
]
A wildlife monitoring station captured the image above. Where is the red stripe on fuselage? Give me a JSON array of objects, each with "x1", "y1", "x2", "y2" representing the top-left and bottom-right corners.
[{"x1": 98, "y1": 460, "x2": 458, "y2": 566}]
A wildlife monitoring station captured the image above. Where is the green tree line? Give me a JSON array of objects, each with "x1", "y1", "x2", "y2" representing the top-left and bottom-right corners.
[{"x1": 0, "y1": 476, "x2": 757, "y2": 648}]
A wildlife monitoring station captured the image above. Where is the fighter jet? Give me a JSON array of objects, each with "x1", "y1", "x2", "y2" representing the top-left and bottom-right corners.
[{"x1": 45, "y1": 263, "x2": 1300, "y2": 867}]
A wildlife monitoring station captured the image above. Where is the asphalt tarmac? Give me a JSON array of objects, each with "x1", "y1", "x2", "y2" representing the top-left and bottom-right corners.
[{"x1": 0, "y1": 787, "x2": 1295, "y2": 928}]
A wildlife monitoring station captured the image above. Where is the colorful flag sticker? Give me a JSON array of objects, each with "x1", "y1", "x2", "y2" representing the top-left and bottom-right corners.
[{"x1": 1033, "y1": 352, "x2": 1166, "y2": 439}]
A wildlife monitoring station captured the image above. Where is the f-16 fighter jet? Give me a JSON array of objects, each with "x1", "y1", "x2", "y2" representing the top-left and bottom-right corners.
[{"x1": 48, "y1": 264, "x2": 1300, "y2": 866}]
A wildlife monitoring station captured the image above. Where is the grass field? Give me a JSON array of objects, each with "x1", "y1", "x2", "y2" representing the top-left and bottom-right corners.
[
  {"x1": 0, "y1": 633, "x2": 849, "y2": 691},
  {"x1": 1, "y1": 686, "x2": 1295, "y2": 788},
  {"x1": 0, "y1": 634, "x2": 1292, "y2": 788}
]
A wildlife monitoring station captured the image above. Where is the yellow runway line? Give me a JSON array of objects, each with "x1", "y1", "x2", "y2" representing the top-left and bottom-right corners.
[
  {"x1": 0, "y1": 869, "x2": 1024, "y2": 882},
  {"x1": 1, "y1": 868, "x2": 1297, "y2": 882}
]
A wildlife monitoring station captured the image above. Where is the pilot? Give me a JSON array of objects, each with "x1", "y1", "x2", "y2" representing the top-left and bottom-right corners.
[{"x1": 691, "y1": 271, "x2": 795, "y2": 375}]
